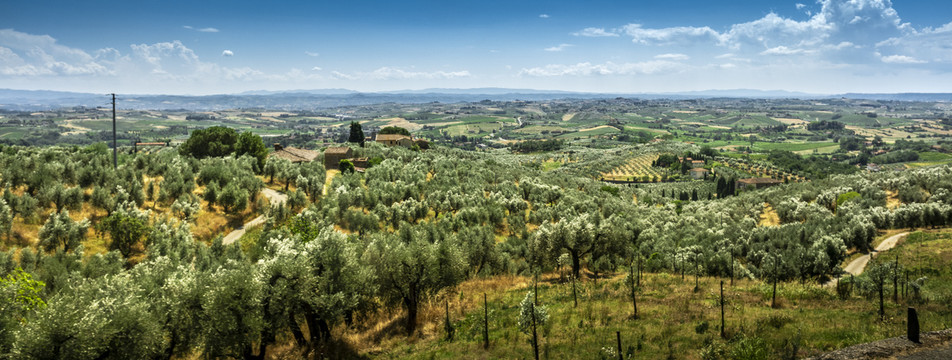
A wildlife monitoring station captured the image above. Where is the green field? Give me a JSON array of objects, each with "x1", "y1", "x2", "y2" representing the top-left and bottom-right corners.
[{"x1": 556, "y1": 126, "x2": 620, "y2": 139}]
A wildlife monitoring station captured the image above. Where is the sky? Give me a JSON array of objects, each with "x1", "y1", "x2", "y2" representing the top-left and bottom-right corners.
[{"x1": 2, "y1": 0, "x2": 952, "y2": 95}]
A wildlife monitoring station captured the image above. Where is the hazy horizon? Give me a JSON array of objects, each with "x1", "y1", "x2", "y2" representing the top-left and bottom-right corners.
[{"x1": 3, "y1": 0, "x2": 952, "y2": 95}]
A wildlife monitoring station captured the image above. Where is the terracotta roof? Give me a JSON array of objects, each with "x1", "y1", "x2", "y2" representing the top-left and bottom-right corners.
[
  {"x1": 324, "y1": 146, "x2": 352, "y2": 155},
  {"x1": 271, "y1": 146, "x2": 319, "y2": 162},
  {"x1": 737, "y1": 177, "x2": 782, "y2": 184},
  {"x1": 376, "y1": 134, "x2": 412, "y2": 141},
  {"x1": 690, "y1": 168, "x2": 709, "y2": 172}
]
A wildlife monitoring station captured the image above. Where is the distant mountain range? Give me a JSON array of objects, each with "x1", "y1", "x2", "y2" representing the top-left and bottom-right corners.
[{"x1": 1, "y1": 88, "x2": 951, "y2": 111}]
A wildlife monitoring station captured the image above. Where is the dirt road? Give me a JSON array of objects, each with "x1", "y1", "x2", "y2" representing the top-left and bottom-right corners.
[
  {"x1": 825, "y1": 232, "x2": 909, "y2": 286},
  {"x1": 222, "y1": 189, "x2": 287, "y2": 245}
]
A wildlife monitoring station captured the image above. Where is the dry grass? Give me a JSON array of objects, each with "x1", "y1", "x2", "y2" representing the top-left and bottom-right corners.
[
  {"x1": 324, "y1": 169, "x2": 340, "y2": 196},
  {"x1": 886, "y1": 190, "x2": 902, "y2": 210},
  {"x1": 561, "y1": 113, "x2": 576, "y2": 121},
  {"x1": 377, "y1": 117, "x2": 423, "y2": 132},
  {"x1": 758, "y1": 202, "x2": 781, "y2": 227},
  {"x1": 772, "y1": 117, "x2": 809, "y2": 125}
]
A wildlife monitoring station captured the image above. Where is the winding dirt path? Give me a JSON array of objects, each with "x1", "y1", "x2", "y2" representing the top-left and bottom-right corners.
[
  {"x1": 222, "y1": 189, "x2": 287, "y2": 245},
  {"x1": 825, "y1": 232, "x2": 909, "y2": 286}
]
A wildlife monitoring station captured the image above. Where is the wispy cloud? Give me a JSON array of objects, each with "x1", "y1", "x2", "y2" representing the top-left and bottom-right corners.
[
  {"x1": 880, "y1": 54, "x2": 926, "y2": 64},
  {"x1": 760, "y1": 46, "x2": 812, "y2": 55},
  {"x1": 796, "y1": 3, "x2": 806, "y2": 10},
  {"x1": 544, "y1": 44, "x2": 573, "y2": 52},
  {"x1": 330, "y1": 67, "x2": 472, "y2": 80},
  {"x1": 654, "y1": 53, "x2": 689, "y2": 61},
  {"x1": 183, "y1": 26, "x2": 219, "y2": 33},
  {"x1": 622, "y1": 24, "x2": 724, "y2": 45},
  {"x1": 572, "y1": 27, "x2": 619, "y2": 37},
  {"x1": 539, "y1": 14, "x2": 549, "y2": 19},
  {"x1": 311, "y1": 66, "x2": 322, "y2": 71},
  {"x1": 519, "y1": 60, "x2": 683, "y2": 77},
  {"x1": 305, "y1": 51, "x2": 320, "y2": 57}
]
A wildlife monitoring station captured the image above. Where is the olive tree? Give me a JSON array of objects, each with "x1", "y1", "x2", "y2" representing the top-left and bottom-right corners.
[
  {"x1": 535, "y1": 214, "x2": 595, "y2": 278},
  {"x1": 38, "y1": 210, "x2": 90, "y2": 253},
  {"x1": 13, "y1": 275, "x2": 165, "y2": 359},
  {"x1": 364, "y1": 233, "x2": 466, "y2": 336},
  {"x1": 98, "y1": 202, "x2": 151, "y2": 258}
]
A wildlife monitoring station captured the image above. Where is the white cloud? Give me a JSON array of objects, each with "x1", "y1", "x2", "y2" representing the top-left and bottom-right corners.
[
  {"x1": 329, "y1": 71, "x2": 355, "y2": 80},
  {"x1": 221, "y1": 50, "x2": 234, "y2": 57},
  {"x1": 539, "y1": 14, "x2": 549, "y2": 19},
  {"x1": 880, "y1": 54, "x2": 926, "y2": 64},
  {"x1": 544, "y1": 44, "x2": 573, "y2": 52},
  {"x1": 578, "y1": 0, "x2": 932, "y2": 66},
  {"x1": 760, "y1": 46, "x2": 813, "y2": 55},
  {"x1": 572, "y1": 27, "x2": 619, "y2": 37},
  {"x1": 183, "y1": 26, "x2": 219, "y2": 33},
  {"x1": 654, "y1": 53, "x2": 689, "y2": 61},
  {"x1": 305, "y1": 51, "x2": 320, "y2": 57},
  {"x1": 622, "y1": 24, "x2": 724, "y2": 45},
  {"x1": 311, "y1": 66, "x2": 322, "y2": 71},
  {"x1": 519, "y1": 60, "x2": 683, "y2": 77},
  {"x1": 0, "y1": 29, "x2": 109, "y2": 76}
]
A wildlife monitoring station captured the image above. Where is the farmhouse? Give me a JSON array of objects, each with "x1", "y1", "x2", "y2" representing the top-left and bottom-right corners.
[
  {"x1": 324, "y1": 147, "x2": 353, "y2": 169},
  {"x1": 689, "y1": 168, "x2": 709, "y2": 180},
  {"x1": 691, "y1": 160, "x2": 705, "y2": 167},
  {"x1": 376, "y1": 134, "x2": 413, "y2": 148},
  {"x1": 736, "y1": 177, "x2": 783, "y2": 190},
  {"x1": 271, "y1": 144, "x2": 319, "y2": 163}
]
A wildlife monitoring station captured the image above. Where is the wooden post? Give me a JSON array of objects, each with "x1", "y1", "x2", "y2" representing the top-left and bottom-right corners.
[
  {"x1": 720, "y1": 281, "x2": 726, "y2": 339},
  {"x1": 616, "y1": 331, "x2": 623, "y2": 360},
  {"x1": 771, "y1": 257, "x2": 779, "y2": 308},
  {"x1": 908, "y1": 307, "x2": 920, "y2": 343},
  {"x1": 531, "y1": 302, "x2": 539, "y2": 360},
  {"x1": 445, "y1": 299, "x2": 453, "y2": 341},
  {"x1": 111, "y1": 93, "x2": 117, "y2": 169},
  {"x1": 894, "y1": 255, "x2": 899, "y2": 302},
  {"x1": 631, "y1": 266, "x2": 638, "y2": 319},
  {"x1": 483, "y1": 293, "x2": 489, "y2": 350}
]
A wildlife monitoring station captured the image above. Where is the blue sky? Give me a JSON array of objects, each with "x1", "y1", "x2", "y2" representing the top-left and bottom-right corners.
[{"x1": 2, "y1": 0, "x2": 951, "y2": 95}]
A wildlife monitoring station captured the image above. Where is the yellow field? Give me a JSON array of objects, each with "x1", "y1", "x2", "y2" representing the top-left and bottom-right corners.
[
  {"x1": 372, "y1": 117, "x2": 424, "y2": 132},
  {"x1": 772, "y1": 117, "x2": 809, "y2": 125}
]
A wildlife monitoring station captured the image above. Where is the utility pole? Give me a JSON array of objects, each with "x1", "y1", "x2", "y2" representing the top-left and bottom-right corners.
[{"x1": 111, "y1": 93, "x2": 117, "y2": 169}]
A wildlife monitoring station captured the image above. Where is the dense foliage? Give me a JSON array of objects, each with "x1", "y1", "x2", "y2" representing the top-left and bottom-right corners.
[{"x1": 0, "y1": 139, "x2": 951, "y2": 358}]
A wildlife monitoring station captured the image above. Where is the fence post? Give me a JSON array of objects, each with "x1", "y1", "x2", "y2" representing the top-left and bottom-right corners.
[
  {"x1": 908, "y1": 307, "x2": 920, "y2": 343},
  {"x1": 483, "y1": 293, "x2": 489, "y2": 350},
  {"x1": 444, "y1": 299, "x2": 453, "y2": 342},
  {"x1": 720, "y1": 281, "x2": 726, "y2": 339},
  {"x1": 613, "y1": 331, "x2": 621, "y2": 360}
]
